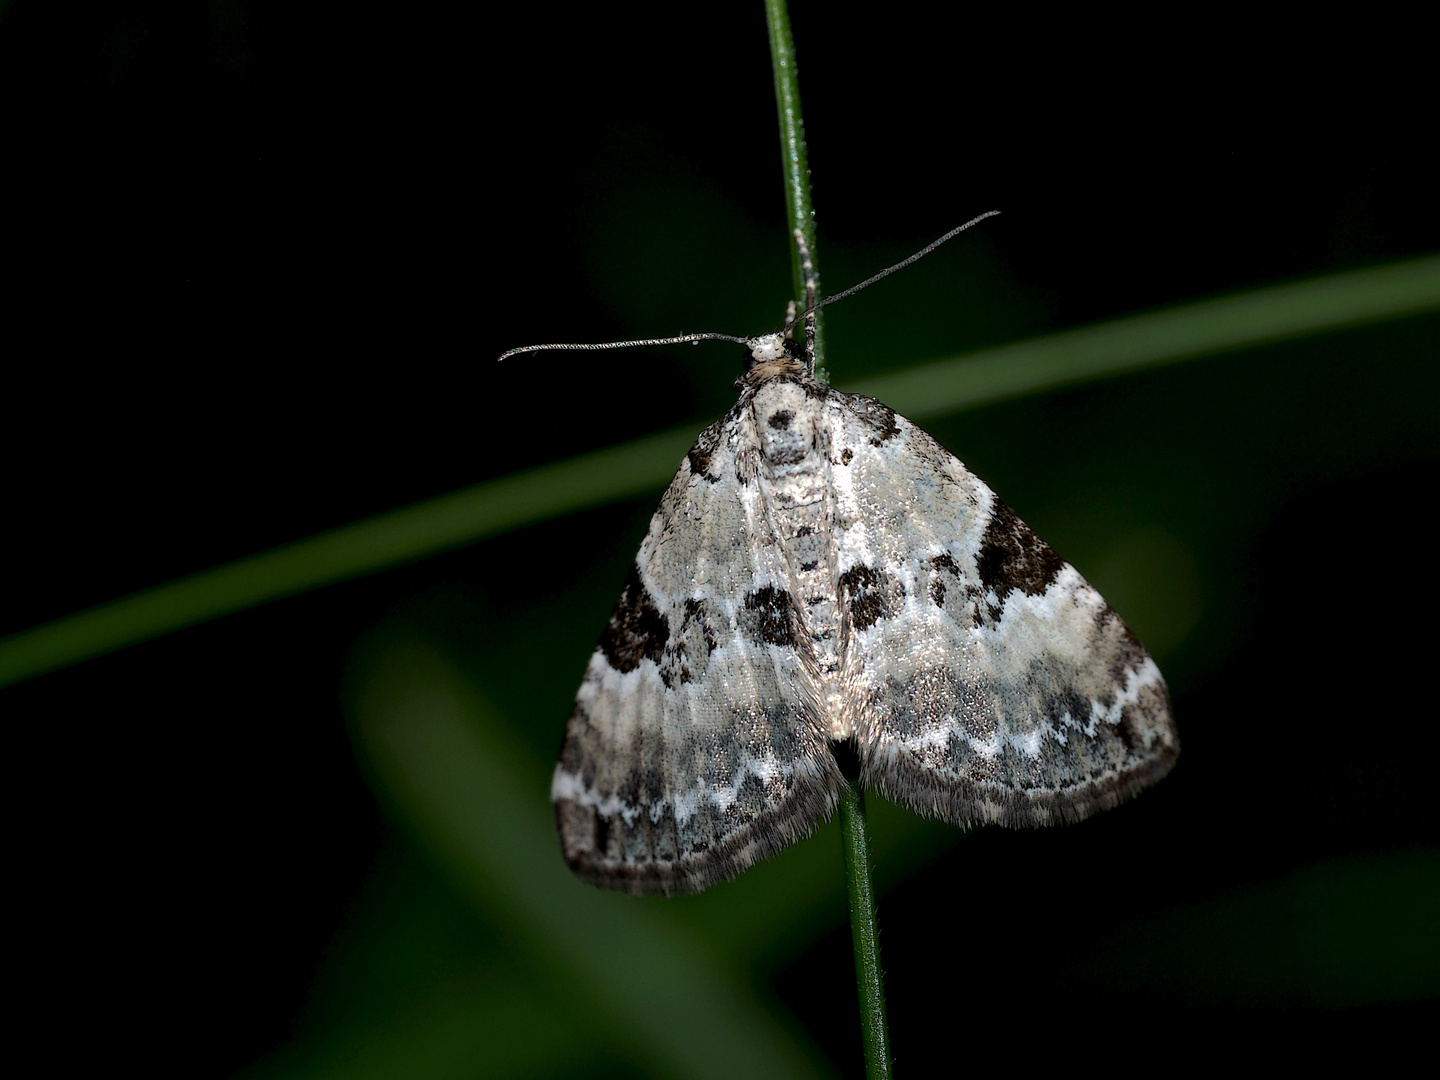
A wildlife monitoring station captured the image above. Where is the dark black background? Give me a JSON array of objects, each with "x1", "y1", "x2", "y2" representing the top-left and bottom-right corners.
[{"x1": 3, "y1": 2, "x2": 1436, "y2": 1076}]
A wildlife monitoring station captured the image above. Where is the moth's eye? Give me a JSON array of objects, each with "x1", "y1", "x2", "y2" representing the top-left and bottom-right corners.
[{"x1": 782, "y1": 338, "x2": 805, "y2": 361}]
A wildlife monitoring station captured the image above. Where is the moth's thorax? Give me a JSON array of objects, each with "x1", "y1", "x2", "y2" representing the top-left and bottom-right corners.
[{"x1": 752, "y1": 379, "x2": 820, "y2": 468}]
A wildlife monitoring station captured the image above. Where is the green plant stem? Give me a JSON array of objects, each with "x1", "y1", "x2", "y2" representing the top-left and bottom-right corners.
[
  {"x1": 763, "y1": 0, "x2": 825, "y2": 370},
  {"x1": 839, "y1": 782, "x2": 892, "y2": 1079},
  {"x1": 765, "y1": 3, "x2": 894, "y2": 1069}
]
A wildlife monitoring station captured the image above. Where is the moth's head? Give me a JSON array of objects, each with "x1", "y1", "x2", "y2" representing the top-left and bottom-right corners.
[{"x1": 737, "y1": 332, "x2": 808, "y2": 388}]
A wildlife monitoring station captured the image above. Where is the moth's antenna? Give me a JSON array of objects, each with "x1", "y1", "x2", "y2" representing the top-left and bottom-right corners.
[
  {"x1": 499, "y1": 331, "x2": 752, "y2": 362},
  {"x1": 498, "y1": 211, "x2": 1000, "y2": 362},
  {"x1": 781, "y1": 210, "x2": 1000, "y2": 336}
]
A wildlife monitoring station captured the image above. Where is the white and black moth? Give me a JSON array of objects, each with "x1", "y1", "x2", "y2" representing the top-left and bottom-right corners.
[{"x1": 517, "y1": 222, "x2": 1177, "y2": 895}]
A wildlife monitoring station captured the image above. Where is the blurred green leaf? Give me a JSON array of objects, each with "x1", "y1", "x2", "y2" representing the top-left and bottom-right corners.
[
  {"x1": 305, "y1": 638, "x2": 833, "y2": 1080},
  {"x1": 846, "y1": 253, "x2": 1440, "y2": 418},
  {"x1": 3, "y1": 253, "x2": 1437, "y2": 689},
  {"x1": 1079, "y1": 849, "x2": 1440, "y2": 1007},
  {"x1": 246, "y1": 981, "x2": 593, "y2": 1080}
]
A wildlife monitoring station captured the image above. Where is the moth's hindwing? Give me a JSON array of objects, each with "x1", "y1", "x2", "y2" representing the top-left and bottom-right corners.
[
  {"x1": 829, "y1": 394, "x2": 1178, "y2": 828},
  {"x1": 552, "y1": 416, "x2": 844, "y2": 896}
]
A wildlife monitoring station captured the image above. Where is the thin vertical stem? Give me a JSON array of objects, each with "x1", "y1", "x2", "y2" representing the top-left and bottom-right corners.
[
  {"x1": 762, "y1": 0, "x2": 826, "y2": 373},
  {"x1": 838, "y1": 782, "x2": 893, "y2": 1079},
  {"x1": 764, "y1": 2, "x2": 892, "y2": 1074}
]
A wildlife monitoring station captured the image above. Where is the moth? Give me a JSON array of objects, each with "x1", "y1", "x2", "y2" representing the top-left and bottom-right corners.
[{"x1": 505, "y1": 217, "x2": 1178, "y2": 895}]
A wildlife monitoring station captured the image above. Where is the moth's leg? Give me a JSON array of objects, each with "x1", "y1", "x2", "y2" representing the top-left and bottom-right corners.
[
  {"x1": 792, "y1": 228, "x2": 819, "y2": 377},
  {"x1": 794, "y1": 228, "x2": 819, "y2": 312}
]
